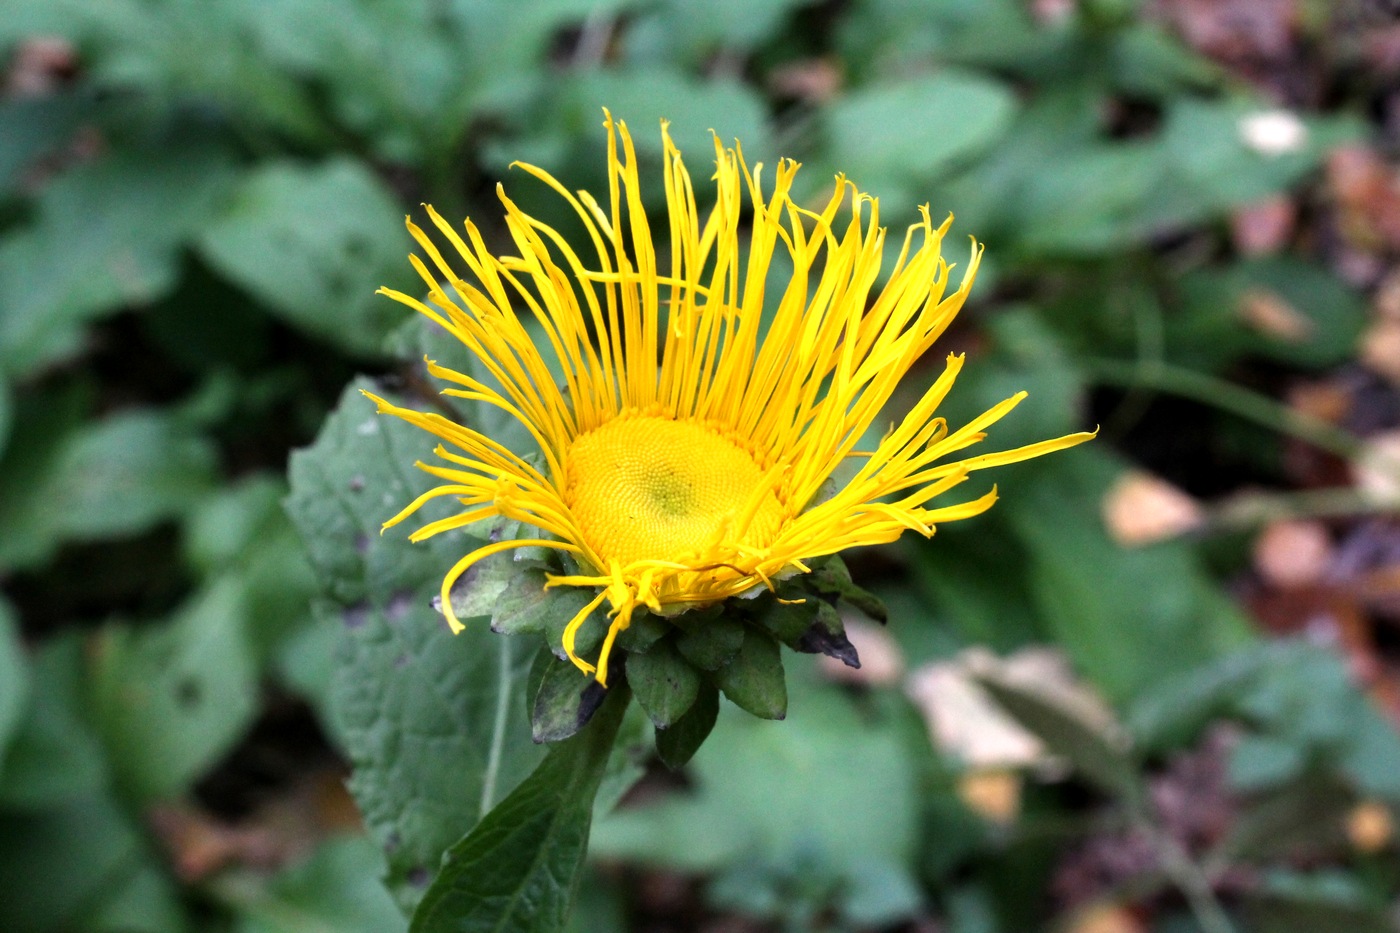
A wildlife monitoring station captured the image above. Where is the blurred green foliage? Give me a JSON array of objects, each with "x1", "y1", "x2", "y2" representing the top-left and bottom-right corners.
[{"x1": 2, "y1": 0, "x2": 1399, "y2": 931}]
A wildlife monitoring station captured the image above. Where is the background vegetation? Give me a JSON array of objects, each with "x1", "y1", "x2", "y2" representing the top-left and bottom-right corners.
[{"x1": 3, "y1": 0, "x2": 1400, "y2": 930}]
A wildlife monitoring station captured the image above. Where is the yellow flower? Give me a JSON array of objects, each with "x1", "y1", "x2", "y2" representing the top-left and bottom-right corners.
[{"x1": 367, "y1": 113, "x2": 1093, "y2": 685}]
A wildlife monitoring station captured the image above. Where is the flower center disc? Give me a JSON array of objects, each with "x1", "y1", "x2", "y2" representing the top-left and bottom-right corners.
[{"x1": 565, "y1": 415, "x2": 784, "y2": 568}]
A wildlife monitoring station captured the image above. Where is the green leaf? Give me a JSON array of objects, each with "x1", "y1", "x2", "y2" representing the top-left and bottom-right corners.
[
  {"x1": 185, "y1": 474, "x2": 319, "y2": 662},
  {"x1": 285, "y1": 379, "x2": 463, "y2": 607},
  {"x1": 0, "y1": 134, "x2": 236, "y2": 378},
  {"x1": 0, "y1": 633, "x2": 109, "y2": 808},
  {"x1": 532, "y1": 649, "x2": 611, "y2": 744},
  {"x1": 1169, "y1": 257, "x2": 1367, "y2": 372},
  {"x1": 624, "y1": 0, "x2": 808, "y2": 59},
  {"x1": 88, "y1": 578, "x2": 259, "y2": 803},
  {"x1": 0, "y1": 598, "x2": 28, "y2": 771},
  {"x1": 593, "y1": 674, "x2": 921, "y2": 925},
  {"x1": 0, "y1": 790, "x2": 184, "y2": 933},
  {"x1": 0, "y1": 406, "x2": 219, "y2": 572},
  {"x1": 626, "y1": 637, "x2": 700, "y2": 729},
  {"x1": 1244, "y1": 869, "x2": 1394, "y2": 933},
  {"x1": 0, "y1": 379, "x2": 11, "y2": 461},
  {"x1": 753, "y1": 596, "x2": 860, "y2": 669},
  {"x1": 0, "y1": 92, "x2": 95, "y2": 194},
  {"x1": 808, "y1": 556, "x2": 887, "y2": 623},
  {"x1": 713, "y1": 627, "x2": 787, "y2": 721},
  {"x1": 613, "y1": 612, "x2": 668, "y2": 655},
  {"x1": 198, "y1": 159, "x2": 414, "y2": 354},
  {"x1": 329, "y1": 598, "x2": 544, "y2": 911},
  {"x1": 230, "y1": 837, "x2": 408, "y2": 933},
  {"x1": 1229, "y1": 734, "x2": 1307, "y2": 791},
  {"x1": 288, "y1": 380, "x2": 547, "y2": 909},
  {"x1": 410, "y1": 685, "x2": 631, "y2": 933},
  {"x1": 558, "y1": 70, "x2": 772, "y2": 158},
  {"x1": 593, "y1": 703, "x2": 653, "y2": 816},
  {"x1": 493, "y1": 568, "x2": 592, "y2": 640},
  {"x1": 1157, "y1": 100, "x2": 1353, "y2": 213},
  {"x1": 825, "y1": 72, "x2": 1017, "y2": 184},
  {"x1": 654, "y1": 682, "x2": 719, "y2": 770},
  {"x1": 998, "y1": 450, "x2": 1252, "y2": 704},
  {"x1": 673, "y1": 613, "x2": 745, "y2": 671}
]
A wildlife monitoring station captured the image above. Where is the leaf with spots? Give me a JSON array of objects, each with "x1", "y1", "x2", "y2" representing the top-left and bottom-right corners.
[
  {"x1": 531, "y1": 647, "x2": 612, "y2": 744},
  {"x1": 88, "y1": 578, "x2": 259, "y2": 803},
  {"x1": 287, "y1": 381, "x2": 546, "y2": 912},
  {"x1": 713, "y1": 627, "x2": 787, "y2": 721},
  {"x1": 410, "y1": 686, "x2": 631, "y2": 933},
  {"x1": 627, "y1": 636, "x2": 700, "y2": 730}
]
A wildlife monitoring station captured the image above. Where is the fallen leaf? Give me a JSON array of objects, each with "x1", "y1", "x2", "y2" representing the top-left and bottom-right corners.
[
  {"x1": 1328, "y1": 146, "x2": 1400, "y2": 251},
  {"x1": 1063, "y1": 902, "x2": 1147, "y2": 933},
  {"x1": 767, "y1": 58, "x2": 843, "y2": 103},
  {"x1": 906, "y1": 647, "x2": 1120, "y2": 773},
  {"x1": 1253, "y1": 519, "x2": 1334, "y2": 588},
  {"x1": 1153, "y1": 0, "x2": 1297, "y2": 65},
  {"x1": 147, "y1": 769, "x2": 357, "y2": 881},
  {"x1": 1231, "y1": 195, "x2": 1296, "y2": 256},
  {"x1": 1239, "y1": 287, "x2": 1313, "y2": 342},
  {"x1": 2, "y1": 36, "x2": 77, "y2": 98},
  {"x1": 1361, "y1": 319, "x2": 1400, "y2": 385},
  {"x1": 956, "y1": 769, "x2": 1022, "y2": 826},
  {"x1": 1353, "y1": 430, "x2": 1400, "y2": 503},
  {"x1": 1346, "y1": 800, "x2": 1394, "y2": 853},
  {"x1": 1101, "y1": 470, "x2": 1205, "y2": 546},
  {"x1": 906, "y1": 657, "x2": 1046, "y2": 771}
]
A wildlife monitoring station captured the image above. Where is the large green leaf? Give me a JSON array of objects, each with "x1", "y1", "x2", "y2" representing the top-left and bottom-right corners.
[
  {"x1": 593, "y1": 670, "x2": 922, "y2": 927},
  {"x1": 0, "y1": 634, "x2": 109, "y2": 808},
  {"x1": 0, "y1": 789, "x2": 185, "y2": 933},
  {"x1": 198, "y1": 160, "x2": 415, "y2": 354},
  {"x1": 0, "y1": 134, "x2": 236, "y2": 378},
  {"x1": 285, "y1": 379, "x2": 465, "y2": 607},
  {"x1": 410, "y1": 686, "x2": 630, "y2": 933},
  {"x1": 0, "y1": 92, "x2": 95, "y2": 195},
  {"x1": 0, "y1": 404, "x2": 219, "y2": 572},
  {"x1": 184, "y1": 474, "x2": 319, "y2": 661},
  {"x1": 287, "y1": 381, "x2": 546, "y2": 910},
  {"x1": 87, "y1": 578, "x2": 259, "y2": 803},
  {"x1": 230, "y1": 837, "x2": 408, "y2": 933},
  {"x1": 622, "y1": 0, "x2": 809, "y2": 64},
  {"x1": 825, "y1": 71, "x2": 1017, "y2": 185},
  {"x1": 557, "y1": 70, "x2": 772, "y2": 158}
]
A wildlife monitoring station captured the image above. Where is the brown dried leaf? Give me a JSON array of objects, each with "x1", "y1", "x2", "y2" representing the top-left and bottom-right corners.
[
  {"x1": 1253, "y1": 519, "x2": 1334, "y2": 588},
  {"x1": 1063, "y1": 903, "x2": 1147, "y2": 933},
  {"x1": 1353, "y1": 430, "x2": 1400, "y2": 503},
  {"x1": 1101, "y1": 470, "x2": 1205, "y2": 546},
  {"x1": 1346, "y1": 800, "x2": 1394, "y2": 854},
  {"x1": 956, "y1": 769, "x2": 1022, "y2": 826},
  {"x1": 1239, "y1": 287, "x2": 1313, "y2": 342},
  {"x1": 1231, "y1": 195, "x2": 1296, "y2": 257},
  {"x1": 2, "y1": 36, "x2": 77, "y2": 98},
  {"x1": 147, "y1": 770, "x2": 357, "y2": 881},
  {"x1": 906, "y1": 656, "x2": 1046, "y2": 771},
  {"x1": 1153, "y1": 0, "x2": 1297, "y2": 63},
  {"x1": 767, "y1": 58, "x2": 843, "y2": 103},
  {"x1": 1361, "y1": 319, "x2": 1400, "y2": 385},
  {"x1": 1328, "y1": 146, "x2": 1400, "y2": 252}
]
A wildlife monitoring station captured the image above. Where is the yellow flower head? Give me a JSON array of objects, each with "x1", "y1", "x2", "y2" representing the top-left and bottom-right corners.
[{"x1": 368, "y1": 113, "x2": 1093, "y2": 685}]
